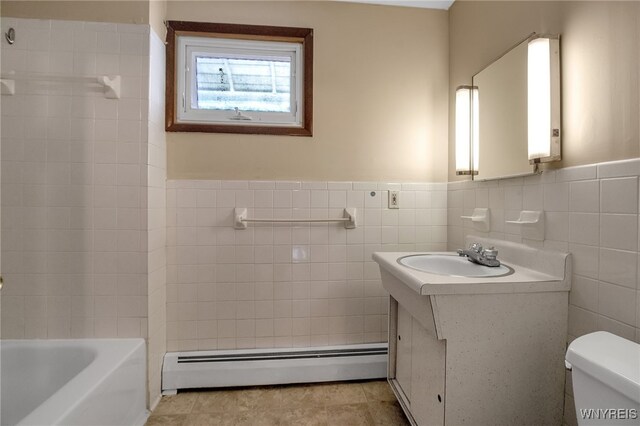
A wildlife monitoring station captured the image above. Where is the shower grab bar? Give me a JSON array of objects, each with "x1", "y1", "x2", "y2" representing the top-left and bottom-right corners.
[
  {"x1": 0, "y1": 72, "x2": 121, "y2": 98},
  {"x1": 234, "y1": 208, "x2": 357, "y2": 230}
]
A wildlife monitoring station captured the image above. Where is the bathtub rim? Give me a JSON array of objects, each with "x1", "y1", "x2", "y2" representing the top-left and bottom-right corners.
[{"x1": 1, "y1": 338, "x2": 147, "y2": 426}]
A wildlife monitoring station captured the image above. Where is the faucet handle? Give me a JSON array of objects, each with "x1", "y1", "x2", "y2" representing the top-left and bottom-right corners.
[
  {"x1": 483, "y1": 246, "x2": 498, "y2": 260},
  {"x1": 469, "y1": 242, "x2": 483, "y2": 253}
]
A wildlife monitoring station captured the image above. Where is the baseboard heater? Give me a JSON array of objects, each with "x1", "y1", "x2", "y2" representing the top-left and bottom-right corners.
[{"x1": 162, "y1": 343, "x2": 388, "y2": 395}]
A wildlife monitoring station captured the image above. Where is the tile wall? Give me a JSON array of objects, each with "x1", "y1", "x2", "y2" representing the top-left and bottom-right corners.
[
  {"x1": 166, "y1": 180, "x2": 448, "y2": 351},
  {"x1": 0, "y1": 18, "x2": 151, "y2": 339},
  {"x1": 447, "y1": 159, "x2": 640, "y2": 426},
  {"x1": 146, "y1": 30, "x2": 167, "y2": 406}
]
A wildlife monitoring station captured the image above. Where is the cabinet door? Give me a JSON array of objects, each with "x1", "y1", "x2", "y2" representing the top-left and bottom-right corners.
[
  {"x1": 396, "y1": 304, "x2": 413, "y2": 402},
  {"x1": 411, "y1": 317, "x2": 446, "y2": 426}
]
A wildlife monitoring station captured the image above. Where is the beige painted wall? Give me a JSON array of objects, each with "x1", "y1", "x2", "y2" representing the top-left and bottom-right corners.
[
  {"x1": 448, "y1": 0, "x2": 640, "y2": 181},
  {"x1": 166, "y1": 1, "x2": 449, "y2": 181},
  {"x1": 149, "y1": 0, "x2": 166, "y2": 40},
  {"x1": 1, "y1": 0, "x2": 149, "y2": 24}
]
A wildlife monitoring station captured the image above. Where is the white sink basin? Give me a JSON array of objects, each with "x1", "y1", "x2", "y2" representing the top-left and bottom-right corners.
[{"x1": 398, "y1": 254, "x2": 514, "y2": 278}]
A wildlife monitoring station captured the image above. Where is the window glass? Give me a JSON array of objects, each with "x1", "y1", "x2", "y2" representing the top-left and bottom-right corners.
[{"x1": 194, "y1": 56, "x2": 292, "y2": 113}]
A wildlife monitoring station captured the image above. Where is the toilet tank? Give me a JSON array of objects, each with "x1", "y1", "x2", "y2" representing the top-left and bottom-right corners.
[{"x1": 566, "y1": 331, "x2": 640, "y2": 425}]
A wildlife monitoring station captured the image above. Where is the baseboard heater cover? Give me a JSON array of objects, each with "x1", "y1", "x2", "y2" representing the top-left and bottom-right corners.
[{"x1": 162, "y1": 343, "x2": 388, "y2": 395}]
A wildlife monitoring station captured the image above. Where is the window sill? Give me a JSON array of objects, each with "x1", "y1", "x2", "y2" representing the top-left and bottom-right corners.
[{"x1": 165, "y1": 121, "x2": 312, "y2": 136}]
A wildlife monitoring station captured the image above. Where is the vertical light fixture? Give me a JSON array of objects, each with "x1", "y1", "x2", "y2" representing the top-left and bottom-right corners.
[
  {"x1": 455, "y1": 85, "x2": 478, "y2": 175},
  {"x1": 472, "y1": 86, "x2": 479, "y2": 173},
  {"x1": 528, "y1": 35, "x2": 561, "y2": 163}
]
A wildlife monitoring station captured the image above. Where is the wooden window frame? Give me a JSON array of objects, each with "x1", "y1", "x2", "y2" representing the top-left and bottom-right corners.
[{"x1": 165, "y1": 20, "x2": 313, "y2": 136}]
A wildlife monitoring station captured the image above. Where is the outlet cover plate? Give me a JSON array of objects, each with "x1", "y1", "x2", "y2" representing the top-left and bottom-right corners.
[{"x1": 388, "y1": 191, "x2": 400, "y2": 209}]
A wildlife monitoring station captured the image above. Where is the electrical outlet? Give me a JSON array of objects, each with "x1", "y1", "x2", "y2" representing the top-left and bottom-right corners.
[{"x1": 388, "y1": 191, "x2": 400, "y2": 209}]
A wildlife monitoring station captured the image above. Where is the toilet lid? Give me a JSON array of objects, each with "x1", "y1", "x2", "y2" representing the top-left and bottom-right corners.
[{"x1": 566, "y1": 331, "x2": 640, "y2": 404}]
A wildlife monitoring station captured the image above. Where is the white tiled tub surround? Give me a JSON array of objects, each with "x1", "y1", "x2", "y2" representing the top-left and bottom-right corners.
[
  {"x1": 447, "y1": 158, "x2": 640, "y2": 426},
  {"x1": 1, "y1": 18, "x2": 151, "y2": 339},
  {"x1": 166, "y1": 180, "x2": 447, "y2": 351}
]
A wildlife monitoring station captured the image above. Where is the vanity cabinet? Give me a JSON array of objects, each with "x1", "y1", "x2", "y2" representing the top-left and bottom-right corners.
[
  {"x1": 392, "y1": 304, "x2": 446, "y2": 425},
  {"x1": 395, "y1": 305, "x2": 413, "y2": 398},
  {"x1": 375, "y1": 237, "x2": 572, "y2": 426}
]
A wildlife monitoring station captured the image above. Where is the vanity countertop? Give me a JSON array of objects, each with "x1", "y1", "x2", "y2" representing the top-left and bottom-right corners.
[{"x1": 373, "y1": 250, "x2": 570, "y2": 296}]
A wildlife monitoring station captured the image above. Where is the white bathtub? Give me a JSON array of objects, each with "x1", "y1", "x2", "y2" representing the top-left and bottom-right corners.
[{"x1": 1, "y1": 339, "x2": 147, "y2": 426}]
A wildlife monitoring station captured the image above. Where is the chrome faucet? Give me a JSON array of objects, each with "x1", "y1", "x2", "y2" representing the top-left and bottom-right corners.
[{"x1": 457, "y1": 242, "x2": 501, "y2": 267}]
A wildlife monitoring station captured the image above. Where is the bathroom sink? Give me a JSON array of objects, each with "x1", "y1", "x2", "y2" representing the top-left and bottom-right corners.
[
  {"x1": 373, "y1": 238, "x2": 569, "y2": 295},
  {"x1": 398, "y1": 254, "x2": 514, "y2": 278}
]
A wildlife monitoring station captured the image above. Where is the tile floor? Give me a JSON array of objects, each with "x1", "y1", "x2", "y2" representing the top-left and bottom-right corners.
[{"x1": 146, "y1": 380, "x2": 410, "y2": 426}]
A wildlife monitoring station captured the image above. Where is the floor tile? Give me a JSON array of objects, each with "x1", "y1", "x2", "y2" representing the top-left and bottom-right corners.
[
  {"x1": 236, "y1": 386, "x2": 284, "y2": 411},
  {"x1": 146, "y1": 380, "x2": 408, "y2": 426},
  {"x1": 361, "y1": 380, "x2": 397, "y2": 402},
  {"x1": 191, "y1": 389, "x2": 239, "y2": 413},
  {"x1": 325, "y1": 403, "x2": 374, "y2": 426},
  {"x1": 320, "y1": 382, "x2": 367, "y2": 406},
  {"x1": 279, "y1": 383, "x2": 328, "y2": 408},
  {"x1": 144, "y1": 414, "x2": 188, "y2": 426},
  {"x1": 367, "y1": 401, "x2": 411, "y2": 426},
  {"x1": 184, "y1": 412, "x2": 236, "y2": 426},
  {"x1": 272, "y1": 407, "x2": 328, "y2": 426},
  {"x1": 152, "y1": 392, "x2": 198, "y2": 415},
  {"x1": 234, "y1": 410, "x2": 281, "y2": 426}
]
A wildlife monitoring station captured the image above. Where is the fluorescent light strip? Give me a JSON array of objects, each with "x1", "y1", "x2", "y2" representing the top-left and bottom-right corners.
[
  {"x1": 528, "y1": 35, "x2": 560, "y2": 163},
  {"x1": 455, "y1": 85, "x2": 478, "y2": 175}
]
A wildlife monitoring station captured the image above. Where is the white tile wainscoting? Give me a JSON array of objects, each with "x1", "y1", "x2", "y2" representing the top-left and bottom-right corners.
[
  {"x1": 166, "y1": 180, "x2": 448, "y2": 352},
  {"x1": 447, "y1": 158, "x2": 640, "y2": 426}
]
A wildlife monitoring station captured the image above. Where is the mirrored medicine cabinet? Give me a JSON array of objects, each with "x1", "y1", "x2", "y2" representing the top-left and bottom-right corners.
[{"x1": 457, "y1": 33, "x2": 561, "y2": 181}]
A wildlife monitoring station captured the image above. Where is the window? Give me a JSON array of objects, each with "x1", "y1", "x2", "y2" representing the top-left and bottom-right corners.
[{"x1": 166, "y1": 21, "x2": 313, "y2": 136}]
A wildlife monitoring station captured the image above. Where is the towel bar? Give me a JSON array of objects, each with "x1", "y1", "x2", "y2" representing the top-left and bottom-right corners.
[{"x1": 234, "y1": 208, "x2": 357, "y2": 229}]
